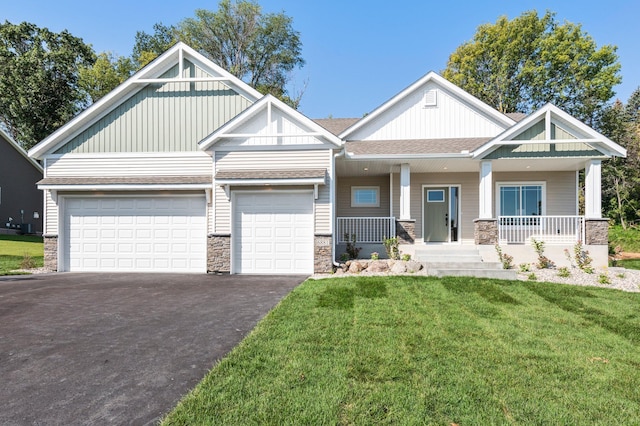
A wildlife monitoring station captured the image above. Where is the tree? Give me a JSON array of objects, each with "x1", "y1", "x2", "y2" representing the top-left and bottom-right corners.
[
  {"x1": 443, "y1": 11, "x2": 621, "y2": 125},
  {"x1": 178, "y1": 0, "x2": 304, "y2": 107},
  {"x1": 78, "y1": 52, "x2": 135, "y2": 103},
  {"x1": 600, "y1": 90, "x2": 640, "y2": 227},
  {"x1": 132, "y1": 23, "x2": 177, "y2": 68},
  {"x1": 0, "y1": 21, "x2": 95, "y2": 149}
]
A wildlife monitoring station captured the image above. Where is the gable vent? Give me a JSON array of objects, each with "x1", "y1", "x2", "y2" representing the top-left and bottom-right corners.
[{"x1": 423, "y1": 89, "x2": 438, "y2": 107}]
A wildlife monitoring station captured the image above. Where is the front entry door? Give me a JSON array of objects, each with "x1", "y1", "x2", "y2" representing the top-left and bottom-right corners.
[{"x1": 424, "y1": 186, "x2": 459, "y2": 243}]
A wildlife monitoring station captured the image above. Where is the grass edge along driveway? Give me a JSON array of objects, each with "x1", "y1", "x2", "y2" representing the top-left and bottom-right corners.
[
  {"x1": 162, "y1": 276, "x2": 640, "y2": 425},
  {"x1": 0, "y1": 235, "x2": 43, "y2": 274}
]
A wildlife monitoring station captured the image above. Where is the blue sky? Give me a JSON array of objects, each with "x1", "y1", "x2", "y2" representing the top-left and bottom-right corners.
[{"x1": 5, "y1": 1, "x2": 639, "y2": 118}]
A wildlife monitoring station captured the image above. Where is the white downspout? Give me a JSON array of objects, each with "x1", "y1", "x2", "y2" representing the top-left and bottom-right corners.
[{"x1": 331, "y1": 149, "x2": 345, "y2": 266}]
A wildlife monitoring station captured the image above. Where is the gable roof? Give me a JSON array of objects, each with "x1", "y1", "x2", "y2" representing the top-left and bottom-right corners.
[
  {"x1": 28, "y1": 42, "x2": 263, "y2": 160},
  {"x1": 345, "y1": 138, "x2": 489, "y2": 158},
  {"x1": 0, "y1": 128, "x2": 43, "y2": 172},
  {"x1": 339, "y1": 71, "x2": 516, "y2": 140},
  {"x1": 199, "y1": 94, "x2": 343, "y2": 149},
  {"x1": 473, "y1": 103, "x2": 627, "y2": 159},
  {"x1": 313, "y1": 118, "x2": 359, "y2": 136}
]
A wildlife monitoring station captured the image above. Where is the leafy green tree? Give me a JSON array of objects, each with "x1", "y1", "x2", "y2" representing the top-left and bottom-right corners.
[
  {"x1": 79, "y1": 52, "x2": 135, "y2": 103},
  {"x1": 600, "y1": 91, "x2": 640, "y2": 227},
  {"x1": 0, "y1": 21, "x2": 95, "y2": 149},
  {"x1": 178, "y1": 0, "x2": 304, "y2": 107},
  {"x1": 443, "y1": 11, "x2": 621, "y2": 125},
  {"x1": 132, "y1": 22, "x2": 177, "y2": 68}
]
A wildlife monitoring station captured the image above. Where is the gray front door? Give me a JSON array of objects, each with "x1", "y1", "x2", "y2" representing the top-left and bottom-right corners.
[{"x1": 424, "y1": 187, "x2": 449, "y2": 242}]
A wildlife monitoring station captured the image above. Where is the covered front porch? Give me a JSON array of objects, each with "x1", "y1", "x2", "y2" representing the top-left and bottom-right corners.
[{"x1": 335, "y1": 156, "x2": 609, "y2": 267}]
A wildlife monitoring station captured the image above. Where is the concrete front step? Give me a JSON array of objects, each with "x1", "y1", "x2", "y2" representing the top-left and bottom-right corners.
[
  {"x1": 424, "y1": 261, "x2": 503, "y2": 270},
  {"x1": 415, "y1": 254, "x2": 483, "y2": 263},
  {"x1": 428, "y1": 268, "x2": 518, "y2": 280},
  {"x1": 413, "y1": 245, "x2": 515, "y2": 279}
]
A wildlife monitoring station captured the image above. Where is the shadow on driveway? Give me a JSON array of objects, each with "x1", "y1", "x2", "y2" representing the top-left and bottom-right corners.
[{"x1": 0, "y1": 273, "x2": 305, "y2": 425}]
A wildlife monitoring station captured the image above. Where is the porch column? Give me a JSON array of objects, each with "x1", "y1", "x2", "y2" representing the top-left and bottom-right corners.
[
  {"x1": 400, "y1": 163, "x2": 411, "y2": 220},
  {"x1": 584, "y1": 160, "x2": 602, "y2": 218},
  {"x1": 479, "y1": 160, "x2": 493, "y2": 218}
]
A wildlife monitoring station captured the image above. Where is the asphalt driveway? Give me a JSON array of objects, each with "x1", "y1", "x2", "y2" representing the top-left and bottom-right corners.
[{"x1": 0, "y1": 273, "x2": 305, "y2": 425}]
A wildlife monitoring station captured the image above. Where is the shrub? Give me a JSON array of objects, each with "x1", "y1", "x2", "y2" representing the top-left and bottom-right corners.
[
  {"x1": 383, "y1": 237, "x2": 400, "y2": 260},
  {"x1": 527, "y1": 272, "x2": 537, "y2": 281},
  {"x1": 598, "y1": 273, "x2": 611, "y2": 285},
  {"x1": 401, "y1": 253, "x2": 411, "y2": 261},
  {"x1": 495, "y1": 245, "x2": 514, "y2": 269},
  {"x1": 557, "y1": 267, "x2": 570, "y2": 278},
  {"x1": 370, "y1": 252, "x2": 379, "y2": 260},
  {"x1": 531, "y1": 238, "x2": 555, "y2": 269},
  {"x1": 574, "y1": 241, "x2": 593, "y2": 273},
  {"x1": 20, "y1": 253, "x2": 36, "y2": 269},
  {"x1": 345, "y1": 233, "x2": 361, "y2": 259},
  {"x1": 519, "y1": 263, "x2": 531, "y2": 273}
]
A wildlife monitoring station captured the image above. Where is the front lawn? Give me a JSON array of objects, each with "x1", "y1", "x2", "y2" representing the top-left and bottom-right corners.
[
  {"x1": 0, "y1": 234, "x2": 44, "y2": 275},
  {"x1": 163, "y1": 276, "x2": 640, "y2": 425}
]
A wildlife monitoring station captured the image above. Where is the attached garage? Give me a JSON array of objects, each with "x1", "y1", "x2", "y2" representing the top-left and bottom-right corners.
[
  {"x1": 233, "y1": 192, "x2": 314, "y2": 274},
  {"x1": 62, "y1": 196, "x2": 207, "y2": 272}
]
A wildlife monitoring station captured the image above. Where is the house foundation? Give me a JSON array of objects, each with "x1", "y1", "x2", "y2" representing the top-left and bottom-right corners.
[{"x1": 207, "y1": 234, "x2": 231, "y2": 273}]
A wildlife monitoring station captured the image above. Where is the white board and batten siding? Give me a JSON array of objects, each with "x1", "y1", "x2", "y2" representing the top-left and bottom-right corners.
[
  {"x1": 215, "y1": 107, "x2": 328, "y2": 147},
  {"x1": 213, "y1": 149, "x2": 332, "y2": 235},
  {"x1": 347, "y1": 81, "x2": 507, "y2": 141}
]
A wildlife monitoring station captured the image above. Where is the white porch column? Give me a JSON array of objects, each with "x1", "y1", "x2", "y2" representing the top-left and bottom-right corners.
[
  {"x1": 479, "y1": 160, "x2": 493, "y2": 218},
  {"x1": 400, "y1": 163, "x2": 411, "y2": 220},
  {"x1": 585, "y1": 159, "x2": 602, "y2": 218}
]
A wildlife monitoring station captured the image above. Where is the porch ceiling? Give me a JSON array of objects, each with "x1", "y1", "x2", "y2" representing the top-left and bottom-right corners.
[{"x1": 336, "y1": 156, "x2": 605, "y2": 177}]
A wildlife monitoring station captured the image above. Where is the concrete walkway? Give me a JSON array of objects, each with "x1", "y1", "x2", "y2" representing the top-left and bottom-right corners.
[{"x1": 0, "y1": 273, "x2": 305, "y2": 425}]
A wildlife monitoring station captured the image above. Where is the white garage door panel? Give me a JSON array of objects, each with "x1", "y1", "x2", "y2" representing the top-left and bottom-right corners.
[
  {"x1": 234, "y1": 192, "x2": 314, "y2": 274},
  {"x1": 64, "y1": 197, "x2": 206, "y2": 272}
]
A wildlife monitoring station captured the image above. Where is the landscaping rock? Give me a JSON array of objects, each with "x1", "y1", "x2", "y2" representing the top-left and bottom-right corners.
[
  {"x1": 348, "y1": 261, "x2": 364, "y2": 273},
  {"x1": 391, "y1": 261, "x2": 407, "y2": 274},
  {"x1": 368, "y1": 260, "x2": 389, "y2": 273},
  {"x1": 406, "y1": 260, "x2": 423, "y2": 273}
]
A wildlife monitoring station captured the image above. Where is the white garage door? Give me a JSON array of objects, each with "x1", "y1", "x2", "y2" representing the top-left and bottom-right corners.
[
  {"x1": 233, "y1": 192, "x2": 314, "y2": 274},
  {"x1": 64, "y1": 196, "x2": 206, "y2": 272}
]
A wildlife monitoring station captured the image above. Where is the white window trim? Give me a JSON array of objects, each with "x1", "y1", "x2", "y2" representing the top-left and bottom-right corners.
[
  {"x1": 495, "y1": 181, "x2": 546, "y2": 217},
  {"x1": 351, "y1": 186, "x2": 380, "y2": 208}
]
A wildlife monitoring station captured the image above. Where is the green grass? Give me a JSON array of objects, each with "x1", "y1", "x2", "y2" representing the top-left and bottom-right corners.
[
  {"x1": 609, "y1": 224, "x2": 640, "y2": 252},
  {"x1": 0, "y1": 234, "x2": 44, "y2": 275},
  {"x1": 618, "y1": 259, "x2": 640, "y2": 270},
  {"x1": 163, "y1": 276, "x2": 640, "y2": 425}
]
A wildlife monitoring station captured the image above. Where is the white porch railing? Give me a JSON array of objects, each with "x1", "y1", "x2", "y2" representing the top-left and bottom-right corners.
[
  {"x1": 498, "y1": 215, "x2": 585, "y2": 244},
  {"x1": 337, "y1": 217, "x2": 396, "y2": 243}
]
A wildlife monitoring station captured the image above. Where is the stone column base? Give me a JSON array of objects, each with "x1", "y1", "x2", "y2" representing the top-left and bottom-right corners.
[
  {"x1": 207, "y1": 234, "x2": 231, "y2": 273},
  {"x1": 43, "y1": 234, "x2": 58, "y2": 272},
  {"x1": 585, "y1": 218, "x2": 609, "y2": 245},
  {"x1": 474, "y1": 218, "x2": 498, "y2": 245},
  {"x1": 315, "y1": 234, "x2": 333, "y2": 273},
  {"x1": 396, "y1": 219, "x2": 416, "y2": 244}
]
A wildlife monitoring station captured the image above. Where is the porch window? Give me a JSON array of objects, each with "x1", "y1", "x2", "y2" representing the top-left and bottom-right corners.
[
  {"x1": 351, "y1": 186, "x2": 379, "y2": 207},
  {"x1": 498, "y1": 183, "x2": 544, "y2": 216}
]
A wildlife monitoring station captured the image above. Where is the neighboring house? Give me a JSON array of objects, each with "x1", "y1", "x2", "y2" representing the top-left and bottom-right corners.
[
  {"x1": 0, "y1": 129, "x2": 43, "y2": 234},
  {"x1": 28, "y1": 42, "x2": 625, "y2": 274}
]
